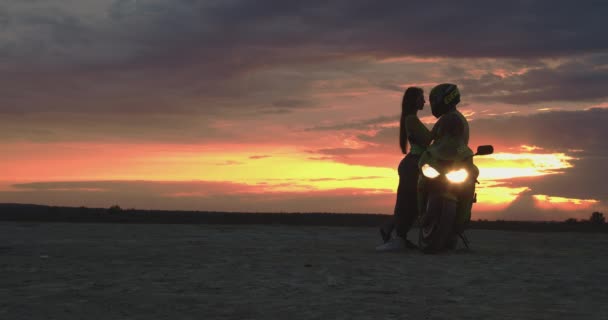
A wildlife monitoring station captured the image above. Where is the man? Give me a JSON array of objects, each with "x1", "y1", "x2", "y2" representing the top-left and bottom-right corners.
[
  {"x1": 423, "y1": 83, "x2": 477, "y2": 237},
  {"x1": 427, "y1": 83, "x2": 473, "y2": 161}
]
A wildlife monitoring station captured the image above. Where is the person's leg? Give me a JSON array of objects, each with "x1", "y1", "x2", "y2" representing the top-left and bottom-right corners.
[
  {"x1": 395, "y1": 195, "x2": 418, "y2": 239},
  {"x1": 394, "y1": 154, "x2": 420, "y2": 241},
  {"x1": 376, "y1": 157, "x2": 407, "y2": 250},
  {"x1": 378, "y1": 156, "x2": 408, "y2": 243},
  {"x1": 379, "y1": 216, "x2": 394, "y2": 243},
  {"x1": 393, "y1": 179, "x2": 408, "y2": 239}
]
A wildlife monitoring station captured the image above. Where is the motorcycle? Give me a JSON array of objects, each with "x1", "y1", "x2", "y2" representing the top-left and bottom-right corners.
[{"x1": 417, "y1": 145, "x2": 494, "y2": 253}]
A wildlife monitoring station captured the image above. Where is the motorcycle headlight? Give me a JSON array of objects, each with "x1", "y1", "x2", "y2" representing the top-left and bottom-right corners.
[
  {"x1": 446, "y1": 168, "x2": 469, "y2": 183},
  {"x1": 421, "y1": 164, "x2": 440, "y2": 179}
]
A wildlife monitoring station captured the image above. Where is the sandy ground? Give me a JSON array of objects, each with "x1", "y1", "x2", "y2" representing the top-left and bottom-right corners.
[{"x1": 1, "y1": 222, "x2": 607, "y2": 320}]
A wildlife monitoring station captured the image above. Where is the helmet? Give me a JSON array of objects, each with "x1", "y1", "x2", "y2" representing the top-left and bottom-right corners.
[{"x1": 429, "y1": 83, "x2": 460, "y2": 118}]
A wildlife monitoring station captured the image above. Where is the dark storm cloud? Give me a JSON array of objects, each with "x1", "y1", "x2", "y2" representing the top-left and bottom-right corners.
[
  {"x1": 111, "y1": 0, "x2": 607, "y2": 61},
  {"x1": 2, "y1": 2, "x2": 606, "y2": 76},
  {"x1": 1, "y1": 0, "x2": 607, "y2": 124},
  {"x1": 4, "y1": 0, "x2": 606, "y2": 68},
  {"x1": 461, "y1": 54, "x2": 608, "y2": 104},
  {"x1": 468, "y1": 108, "x2": 608, "y2": 155}
]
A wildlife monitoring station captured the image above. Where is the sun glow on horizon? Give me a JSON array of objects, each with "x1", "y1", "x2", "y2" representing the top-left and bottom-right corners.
[
  {"x1": 475, "y1": 181, "x2": 529, "y2": 211},
  {"x1": 1, "y1": 141, "x2": 594, "y2": 216},
  {"x1": 476, "y1": 151, "x2": 575, "y2": 180},
  {"x1": 533, "y1": 194, "x2": 599, "y2": 211}
]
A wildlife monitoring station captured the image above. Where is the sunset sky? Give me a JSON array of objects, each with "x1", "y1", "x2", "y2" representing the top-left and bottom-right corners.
[{"x1": 1, "y1": 0, "x2": 607, "y2": 220}]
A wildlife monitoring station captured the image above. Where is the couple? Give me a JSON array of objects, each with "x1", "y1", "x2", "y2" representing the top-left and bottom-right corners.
[{"x1": 377, "y1": 83, "x2": 470, "y2": 252}]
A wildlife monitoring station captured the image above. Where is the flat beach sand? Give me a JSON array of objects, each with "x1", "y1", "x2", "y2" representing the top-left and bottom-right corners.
[{"x1": 1, "y1": 222, "x2": 607, "y2": 319}]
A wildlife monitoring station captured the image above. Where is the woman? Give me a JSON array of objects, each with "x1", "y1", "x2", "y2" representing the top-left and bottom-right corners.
[{"x1": 376, "y1": 87, "x2": 432, "y2": 251}]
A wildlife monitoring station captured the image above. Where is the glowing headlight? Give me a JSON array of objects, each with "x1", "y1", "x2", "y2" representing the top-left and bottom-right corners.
[
  {"x1": 421, "y1": 164, "x2": 440, "y2": 178},
  {"x1": 446, "y1": 169, "x2": 469, "y2": 183}
]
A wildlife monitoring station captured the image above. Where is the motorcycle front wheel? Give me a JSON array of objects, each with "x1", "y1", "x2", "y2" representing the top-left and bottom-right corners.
[{"x1": 419, "y1": 193, "x2": 458, "y2": 254}]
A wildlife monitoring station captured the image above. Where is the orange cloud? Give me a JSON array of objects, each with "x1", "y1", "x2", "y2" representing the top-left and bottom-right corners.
[
  {"x1": 520, "y1": 145, "x2": 543, "y2": 152},
  {"x1": 475, "y1": 152, "x2": 575, "y2": 180},
  {"x1": 475, "y1": 181, "x2": 530, "y2": 211},
  {"x1": 533, "y1": 195, "x2": 599, "y2": 211}
]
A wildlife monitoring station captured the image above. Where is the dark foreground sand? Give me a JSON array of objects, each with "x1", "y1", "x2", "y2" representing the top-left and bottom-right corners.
[{"x1": 1, "y1": 222, "x2": 607, "y2": 319}]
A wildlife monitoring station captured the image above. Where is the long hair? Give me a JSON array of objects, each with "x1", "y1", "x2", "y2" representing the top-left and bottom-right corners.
[{"x1": 399, "y1": 87, "x2": 424, "y2": 154}]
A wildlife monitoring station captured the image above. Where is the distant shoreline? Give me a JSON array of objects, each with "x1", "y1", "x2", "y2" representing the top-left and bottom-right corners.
[{"x1": 0, "y1": 203, "x2": 606, "y2": 233}]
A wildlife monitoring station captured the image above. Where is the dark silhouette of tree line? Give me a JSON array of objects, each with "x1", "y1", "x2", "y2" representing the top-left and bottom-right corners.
[
  {"x1": 564, "y1": 212, "x2": 605, "y2": 225},
  {"x1": 0, "y1": 203, "x2": 605, "y2": 233}
]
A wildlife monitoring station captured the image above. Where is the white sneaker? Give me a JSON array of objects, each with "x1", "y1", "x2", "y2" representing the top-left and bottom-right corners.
[{"x1": 375, "y1": 238, "x2": 405, "y2": 252}]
